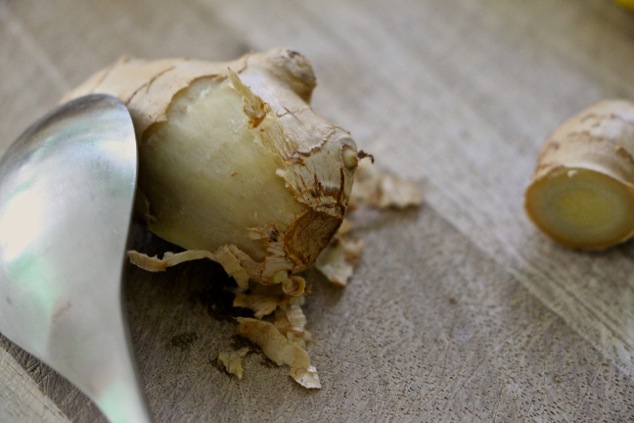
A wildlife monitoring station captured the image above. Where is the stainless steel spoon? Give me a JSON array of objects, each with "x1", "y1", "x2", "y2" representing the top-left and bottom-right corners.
[{"x1": 0, "y1": 94, "x2": 152, "y2": 422}]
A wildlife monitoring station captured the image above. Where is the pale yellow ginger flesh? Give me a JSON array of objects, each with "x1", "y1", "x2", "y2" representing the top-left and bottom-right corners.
[
  {"x1": 526, "y1": 168, "x2": 634, "y2": 248},
  {"x1": 141, "y1": 77, "x2": 304, "y2": 263},
  {"x1": 525, "y1": 99, "x2": 634, "y2": 249}
]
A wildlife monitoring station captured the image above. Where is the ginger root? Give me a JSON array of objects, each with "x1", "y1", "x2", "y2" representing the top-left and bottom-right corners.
[
  {"x1": 63, "y1": 49, "x2": 421, "y2": 388},
  {"x1": 63, "y1": 48, "x2": 358, "y2": 287},
  {"x1": 525, "y1": 100, "x2": 634, "y2": 249},
  {"x1": 63, "y1": 49, "x2": 360, "y2": 388}
]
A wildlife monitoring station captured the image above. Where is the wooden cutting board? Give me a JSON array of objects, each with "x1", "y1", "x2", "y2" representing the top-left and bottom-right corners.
[{"x1": 2, "y1": 0, "x2": 634, "y2": 421}]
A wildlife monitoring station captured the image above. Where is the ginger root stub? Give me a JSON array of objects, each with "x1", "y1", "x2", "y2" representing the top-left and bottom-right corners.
[
  {"x1": 525, "y1": 100, "x2": 634, "y2": 249},
  {"x1": 63, "y1": 48, "x2": 358, "y2": 287}
]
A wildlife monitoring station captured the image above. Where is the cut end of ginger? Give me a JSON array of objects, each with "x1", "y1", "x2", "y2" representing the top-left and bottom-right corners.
[{"x1": 525, "y1": 167, "x2": 634, "y2": 249}]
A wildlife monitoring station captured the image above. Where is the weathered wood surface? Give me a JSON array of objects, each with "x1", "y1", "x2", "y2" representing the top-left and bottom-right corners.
[{"x1": 2, "y1": 0, "x2": 634, "y2": 421}]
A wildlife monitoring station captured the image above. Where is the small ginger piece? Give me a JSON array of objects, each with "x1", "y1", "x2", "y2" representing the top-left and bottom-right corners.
[
  {"x1": 237, "y1": 317, "x2": 320, "y2": 389},
  {"x1": 525, "y1": 100, "x2": 634, "y2": 249},
  {"x1": 233, "y1": 287, "x2": 285, "y2": 319}
]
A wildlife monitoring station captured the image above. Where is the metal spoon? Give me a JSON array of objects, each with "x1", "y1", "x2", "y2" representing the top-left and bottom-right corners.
[{"x1": 0, "y1": 94, "x2": 152, "y2": 422}]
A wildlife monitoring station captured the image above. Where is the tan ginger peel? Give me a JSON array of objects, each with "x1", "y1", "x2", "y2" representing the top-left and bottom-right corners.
[{"x1": 63, "y1": 48, "x2": 359, "y2": 290}]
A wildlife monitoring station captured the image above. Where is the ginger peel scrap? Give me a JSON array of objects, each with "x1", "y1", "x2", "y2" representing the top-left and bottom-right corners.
[
  {"x1": 218, "y1": 347, "x2": 249, "y2": 380},
  {"x1": 237, "y1": 317, "x2": 320, "y2": 389}
]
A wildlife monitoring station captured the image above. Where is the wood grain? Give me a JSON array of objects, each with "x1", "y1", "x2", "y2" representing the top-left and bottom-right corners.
[
  {"x1": 2, "y1": 0, "x2": 634, "y2": 421},
  {"x1": 0, "y1": 346, "x2": 69, "y2": 423}
]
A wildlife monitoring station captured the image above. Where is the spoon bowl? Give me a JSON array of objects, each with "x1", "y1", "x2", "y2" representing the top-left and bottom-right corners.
[{"x1": 0, "y1": 94, "x2": 152, "y2": 422}]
